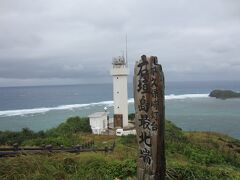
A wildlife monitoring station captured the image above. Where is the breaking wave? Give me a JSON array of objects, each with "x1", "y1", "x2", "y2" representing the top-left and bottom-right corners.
[
  {"x1": 0, "y1": 94, "x2": 208, "y2": 117},
  {"x1": 0, "y1": 101, "x2": 114, "y2": 117},
  {"x1": 128, "y1": 93, "x2": 209, "y2": 103},
  {"x1": 165, "y1": 93, "x2": 209, "y2": 100}
]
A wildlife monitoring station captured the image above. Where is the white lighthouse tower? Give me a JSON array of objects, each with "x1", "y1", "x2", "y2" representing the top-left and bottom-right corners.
[{"x1": 111, "y1": 56, "x2": 129, "y2": 128}]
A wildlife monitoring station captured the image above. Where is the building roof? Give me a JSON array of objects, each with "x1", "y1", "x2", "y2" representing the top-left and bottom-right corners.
[{"x1": 88, "y1": 112, "x2": 107, "y2": 118}]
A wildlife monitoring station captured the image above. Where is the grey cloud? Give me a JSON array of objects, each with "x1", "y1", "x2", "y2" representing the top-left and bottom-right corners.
[{"x1": 0, "y1": 0, "x2": 240, "y2": 86}]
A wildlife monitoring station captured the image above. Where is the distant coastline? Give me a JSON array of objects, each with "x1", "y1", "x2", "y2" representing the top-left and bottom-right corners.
[{"x1": 209, "y1": 89, "x2": 240, "y2": 99}]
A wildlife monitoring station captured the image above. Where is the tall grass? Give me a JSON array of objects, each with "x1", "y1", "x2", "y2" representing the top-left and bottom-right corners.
[{"x1": 0, "y1": 118, "x2": 240, "y2": 179}]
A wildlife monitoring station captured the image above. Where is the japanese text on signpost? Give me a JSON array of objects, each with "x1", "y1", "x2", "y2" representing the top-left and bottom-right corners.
[{"x1": 134, "y1": 55, "x2": 165, "y2": 180}]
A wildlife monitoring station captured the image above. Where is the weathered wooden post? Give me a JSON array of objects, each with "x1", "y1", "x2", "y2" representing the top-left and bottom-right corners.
[{"x1": 133, "y1": 55, "x2": 165, "y2": 180}]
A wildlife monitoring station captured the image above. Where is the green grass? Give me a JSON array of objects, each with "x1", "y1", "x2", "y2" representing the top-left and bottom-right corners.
[{"x1": 0, "y1": 117, "x2": 240, "y2": 179}]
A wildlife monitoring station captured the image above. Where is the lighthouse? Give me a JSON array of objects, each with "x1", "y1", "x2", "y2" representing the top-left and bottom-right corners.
[{"x1": 111, "y1": 56, "x2": 129, "y2": 128}]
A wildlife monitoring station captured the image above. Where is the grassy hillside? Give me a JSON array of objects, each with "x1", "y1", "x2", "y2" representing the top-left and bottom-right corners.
[{"x1": 0, "y1": 117, "x2": 240, "y2": 179}]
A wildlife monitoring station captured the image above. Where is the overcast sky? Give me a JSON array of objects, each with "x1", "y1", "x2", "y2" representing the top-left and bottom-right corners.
[{"x1": 0, "y1": 0, "x2": 240, "y2": 87}]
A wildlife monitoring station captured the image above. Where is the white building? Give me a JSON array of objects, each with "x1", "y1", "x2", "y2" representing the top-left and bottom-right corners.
[
  {"x1": 88, "y1": 112, "x2": 108, "y2": 134},
  {"x1": 111, "y1": 56, "x2": 129, "y2": 128}
]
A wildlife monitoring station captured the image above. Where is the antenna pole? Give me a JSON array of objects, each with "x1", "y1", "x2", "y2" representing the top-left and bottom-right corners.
[{"x1": 125, "y1": 33, "x2": 128, "y2": 67}]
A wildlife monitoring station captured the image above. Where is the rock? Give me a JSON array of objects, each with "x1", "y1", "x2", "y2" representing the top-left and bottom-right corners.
[{"x1": 209, "y1": 89, "x2": 240, "y2": 99}]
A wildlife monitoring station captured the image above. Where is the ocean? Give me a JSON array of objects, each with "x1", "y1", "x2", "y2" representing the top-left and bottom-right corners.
[{"x1": 0, "y1": 81, "x2": 240, "y2": 139}]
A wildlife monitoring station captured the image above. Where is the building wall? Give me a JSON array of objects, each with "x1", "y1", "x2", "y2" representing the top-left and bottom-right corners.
[
  {"x1": 90, "y1": 117, "x2": 102, "y2": 129},
  {"x1": 111, "y1": 66, "x2": 128, "y2": 127},
  {"x1": 89, "y1": 116, "x2": 107, "y2": 129}
]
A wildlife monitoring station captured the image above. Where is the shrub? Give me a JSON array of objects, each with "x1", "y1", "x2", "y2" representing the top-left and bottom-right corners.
[
  {"x1": 0, "y1": 116, "x2": 92, "y2": 146},
  {"x1": 128, "y1": 113, "x2": 135, "y2": 120},
  {"x1": 119, "y1": 134, "x2": 137, "y2": 145},
  {"x1": 55, "y1": 116, "x2": 92, "y2": 135}
]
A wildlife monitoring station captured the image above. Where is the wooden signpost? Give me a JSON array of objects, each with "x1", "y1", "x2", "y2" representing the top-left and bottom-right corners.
[{"x1": 133, "y1": 55, "x2": 165, "y2": 180}]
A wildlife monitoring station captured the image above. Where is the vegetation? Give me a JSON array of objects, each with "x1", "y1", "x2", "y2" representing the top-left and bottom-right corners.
[
  {"x1": 128, "y1": 113, "x2": 135, "y2": 121},
  {"x1": 0, "y1": 116, "x2": 92, "y2": 146},
  {"x1": 209, "y1": 89, "x2": 240, "y2": 99},
  {"x1": 1, "y1": 116, "x2": 240, "y2": 179}
]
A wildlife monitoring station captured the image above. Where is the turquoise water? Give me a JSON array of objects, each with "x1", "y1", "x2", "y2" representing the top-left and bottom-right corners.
[
  {"x1": 0, "y1": 82, "x2": 239, "y2": 139},
  {"x1": 165, "y1": 98, "x2": 240, "y2": 139}
]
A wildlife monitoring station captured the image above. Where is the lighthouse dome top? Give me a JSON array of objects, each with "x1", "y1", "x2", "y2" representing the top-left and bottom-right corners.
[{"x1": 112, "y1": 56, "x2": 126, "y2": 66}]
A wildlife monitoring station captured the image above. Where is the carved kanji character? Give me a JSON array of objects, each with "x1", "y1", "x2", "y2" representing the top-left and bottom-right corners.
[
  {"x1": 138, "y1": 78, "x2": 150, "y2": 94},
  {"x1": 151, "y1": 66, "x2": 158, "y2": 76},
  {"x1": 138, "y1": 96, "x2": 149, "y2": 113},
  {"x1": 137, "y1": 59, "x2": 149, "y2": 77},
  {"x1": 151, "y1": 121, "x2": 158, "y2": 131},
  {"x1": 151, "y1": 99, "x2": 160, "y2": 109},
  {"x1": 140, "y1": 147, "x2": 152, "y2": 165},
  {"x1": 151, "y1": 89, "x2": 158, "y2": 98},
  {"x1": 139, "y1": 132, "x2": 151, "y2": 147},
  {"x1": 151, "y1": 77, "x2": 157, "y2": 88},
  {"x1": 138, "y1": 114, "x2": 151, "y2": 130}
]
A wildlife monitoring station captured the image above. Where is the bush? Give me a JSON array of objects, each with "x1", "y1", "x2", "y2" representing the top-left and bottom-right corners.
[
  {"x1": 54, "y1": 116, "x2": 92, "y2": 135},
  {"x1": 128, "y1": 113, "x2": 135, "y2": 120},
  {"x1": 0, "y1": 128, "x2": 46, "y2": 145},
  {"x1": 119, "y1": 134, "x2": 137, "y2": 145},
  {"x1": 0, "y1": 116, "x2": 92, "y2": 146}
]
